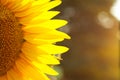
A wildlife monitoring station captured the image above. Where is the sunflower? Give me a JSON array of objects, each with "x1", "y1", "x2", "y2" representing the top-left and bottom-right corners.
[{"x1": 0, "y1": 0, "x2": 70, "y2": 80}]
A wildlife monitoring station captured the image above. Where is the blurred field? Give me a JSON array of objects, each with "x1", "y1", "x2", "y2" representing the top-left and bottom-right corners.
[{"x1": 54, "y1": 0, "x2": 119, "y2": 80}]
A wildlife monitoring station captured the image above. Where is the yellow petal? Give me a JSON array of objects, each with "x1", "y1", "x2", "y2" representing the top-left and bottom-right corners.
[
  {"x1": 30, "y1": 39, "x2": 63, "y2": 44},
  {"x1": 0, "y1": 75, "x2": 7, "y2": 80},
  {"x1": 0, "y1": 0, "x2": 11, "y2": 6},
  {"x1": 24, "y1": 36, "x2": 64, "y2": 44},
  {"x1": 23, "y1": 26, "x2": 50, "y2": 33},
  {"x1": 24, "y1": 35, "x2": 62, "y2": 44},
  {"x1": 33, "y1": 62, "x2": 58, "y2": 75},
  {"x1": 38, "y1": 44, "x2": 69, "y2": 54},
  {"x1": 38, "y1": 55, "x2": 60, "y2": 64},
  {"x1": 7, "y1": 0, "x2": 21, "y2": 9},
  {"x1": 32, "y1": 0, "x2": 50, "y2": 6},
  {"x1": 32, "y1": 19, "x2": 68, "y2": 29},
  {"x1": 16, "y1": 57, "x2": 49, "y2": 80},
  {"x1": 14, "y1": 7, "x2": 33, "y2": 17},
  {"x1": 40, "y1": 30, "x2": 70, "y2": 39},
  {"x1": 34, "y1": 11, "x2": 60, "y2": 20},
  {"x1": 15, "y1": 3, "x2": 44, "y2": 17},
  {"x1": 22, "y1": 43, "x2": 59, "y2": 64},
  {"x1": 19, "y1": 11, "x2": 60, "y2": 24},
  {"x1": 22, "y1": 44, "x2": 42, "y2": 63},
  {"x1": 22, "y1": 42, "x2": 65, "y2": 56},
  {"x1": 12, "y1": 0, "x2": 32, "y2": 12},
  {"x1": 24, "y1": 30, "x2": 70, "y2": 44},
  {"x1": 23, "y1": 20, "x2": 68, "y2": 31},
  {"x1": 22, "y1": 42, "x2": 46, "y2": 56},
  {"x1": 14, "y1": 0, "x2": 61, "y2": 17},
  {"x1": 7, "y1": 66, "x2": 23, "y2": 80},
  {"x1": 7, "y1": 73, "x2": 13, "y2": 80},
  {"x1": 40, "y1": 0, "x2": 61, "y2": 12}
]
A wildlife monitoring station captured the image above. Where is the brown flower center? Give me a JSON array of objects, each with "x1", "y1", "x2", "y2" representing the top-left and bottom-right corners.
[{"x1": 0, "y1": 4, "x2": 23, "y2": 75}]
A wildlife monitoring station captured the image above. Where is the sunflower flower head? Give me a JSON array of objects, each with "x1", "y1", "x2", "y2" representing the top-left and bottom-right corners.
[{"x1": 0, "y1": 0, "x2": 70, "y2": 80}]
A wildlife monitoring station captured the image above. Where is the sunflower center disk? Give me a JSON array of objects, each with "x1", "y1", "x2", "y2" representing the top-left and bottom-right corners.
[{"x1": 0, "y1": 4, "x2": 23, "y2": 75}]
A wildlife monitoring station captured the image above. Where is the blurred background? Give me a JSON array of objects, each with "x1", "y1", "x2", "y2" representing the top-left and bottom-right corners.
[{"x1": 53, "y1": 0, "x2": 119, "y2": 80}]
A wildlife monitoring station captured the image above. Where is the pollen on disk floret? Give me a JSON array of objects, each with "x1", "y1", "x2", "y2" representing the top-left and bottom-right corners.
[{"x1": 0, "y1": 3, "x2": 23, "y2": 75}]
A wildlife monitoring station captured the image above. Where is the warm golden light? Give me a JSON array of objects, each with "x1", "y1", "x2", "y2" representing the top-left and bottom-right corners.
[{"x1": 111, "y1": 0, "x2": 120, "y2": 21}]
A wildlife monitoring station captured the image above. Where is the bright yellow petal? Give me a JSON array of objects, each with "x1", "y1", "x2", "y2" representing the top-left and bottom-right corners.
[
  {"x1": 32, "y1": 19, "x2": 67, "y2": 29},
  {"x1": 24, "y1": 30, "x2": 70, "y2": 44},
  {"x1": 34, "y1": 11, "x2": 60, "y2": 20},
  {"x1": 35, "y1": 30, "x2": 70, "y2": 39},
  {"x1": 26, "y1": 38, "x2": 64, "y2": 44},
  {"x1": 32, "y1": 0, "x2": 50, "y2": 6},
  {"x1": 22, "y1": 43, "x2": 68, "y2": 65},
  {"x1": 38, "y1": 55, "x2": 60, "y2": 64},
  {"x1": 22, "y1": 20, "x2": 67, "y2": 31},
  {"x1": 22, "y1": 43, "x2": 59, "y2": 65},
  {"x1": 33, "y1": 62, "x2": 58, "y2": 75},
  {"x1": 22, "y1": 42, "x2": 46, "y2": 56},
  {"x1": 16, "y1": 57, "x2": 49, "y2": 80},
  {"x1": 0, "y1": 0, "x2": 70, "y2": 79},
  {"x1": 14, "y1": 0, "x2": 61, "y2": 17},
  {"x1": 22, "y1": 42, "x2": 66, "y2": 58},
  {"x1": 38, "y1": 44, "x2": 69, "y2": 54},
  {"x1": 39, "y1": 0, "x2": 62, "y2": 12},
  {"x1": 19, "y1": 11, "x2": 60, "y2": 24}
]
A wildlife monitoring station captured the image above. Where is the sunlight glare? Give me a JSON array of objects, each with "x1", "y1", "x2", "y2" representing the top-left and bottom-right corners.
[{"x1": 111, "y1": 0, "x2": 120, "y2": 21}]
